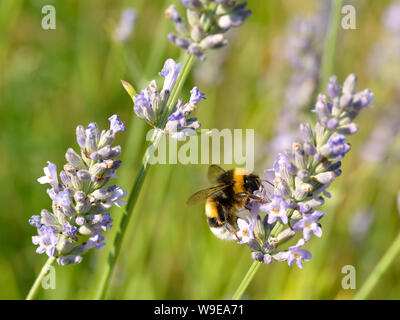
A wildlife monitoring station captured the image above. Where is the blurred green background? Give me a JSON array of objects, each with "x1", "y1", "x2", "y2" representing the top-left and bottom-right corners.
[{"x1": 1, "y1": 0, "x2": 399, "y2": 299}]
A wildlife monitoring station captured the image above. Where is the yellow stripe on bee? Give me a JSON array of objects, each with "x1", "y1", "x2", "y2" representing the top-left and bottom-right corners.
[
  {"x1": 205, "y1": 198, "x2": 218, "y2": 218},
  {"x1": 233, "y1": 168, "x2": 249, "y2": 194}
]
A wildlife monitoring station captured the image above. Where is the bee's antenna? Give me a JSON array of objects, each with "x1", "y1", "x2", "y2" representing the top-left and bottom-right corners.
[{"x1": 262, "y1": 179, "x2": 274, "y2": 187}]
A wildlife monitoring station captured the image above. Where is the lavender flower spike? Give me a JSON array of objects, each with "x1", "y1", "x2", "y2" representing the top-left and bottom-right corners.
[
  {"x1": 236, "y1": 74, "x2": 373, "y2": 269},
  {"x1": 167, "y1": 0, "x2": 251, "y2": 59},
  {"x1": 30, "y1": 115, "x2": 126, "y2": 265},
  {"x1": 113, "y1": 8, "x2": 137, "y2": 43},
  {"x1": 125, "y1": 58, "x2": 205, "y2": 139}
]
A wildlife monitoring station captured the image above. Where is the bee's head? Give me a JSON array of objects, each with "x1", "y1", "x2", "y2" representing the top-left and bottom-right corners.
[{"x1": 244, "y1": 174, "x2": 261, "y2": 193}]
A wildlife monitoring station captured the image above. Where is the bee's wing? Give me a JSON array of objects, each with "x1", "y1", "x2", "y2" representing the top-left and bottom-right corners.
[
  {"x1": 208, "y1": 165, "x2": 226, "y2": 184},
  {"x1": 186, "y1": 184, "x2": 229, "y2": 205}
]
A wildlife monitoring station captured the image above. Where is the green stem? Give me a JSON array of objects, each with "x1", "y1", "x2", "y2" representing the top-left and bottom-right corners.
[
  {"x1": 26, "y1": 256, "x2": 56, "y2": 300},
  {"x1": 94, "y1": 130, "x2": 161, "y2": 300},
  {"x1": 354, "y1": 232, "x2": 400, "y2": 300},
  {"x1": 94, "y1": 54, "x2": 195, "y2": 300},
  {"x1": 232, "y1": 261, "x2": 262, "y2": 300},
  {"x1": 319, "y1": 0, "x2": 344, "y2": 91}
]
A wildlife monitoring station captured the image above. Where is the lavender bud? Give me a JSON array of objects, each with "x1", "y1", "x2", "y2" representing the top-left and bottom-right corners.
[
  {"x1": 74, "y1": 191, "x2": 91, "y2": 214},
  {"x1": 314, "y1": 161, "x2": 330, "y2": 174},
  {"x1": 334, "y1": 169, "x2": 342, "y2": 177},
  {"x1": 77, "y1": 170, "x2": 90, "y2": 182},
  {"x1": 78, "y1": 225, "x2": 95, "y2": 235},
  {"x1": 299, "y1": 123, "x2": 314, "y2": 143},
  {"x1": 251, "y1": 251, "x2": 264, "y2": 262},
  {"x1": 191, "y1": 25, "x2": 204, "y2": 42},
  {"x1": 40, "y1": 209, "x2": 57, "y2": 227},
  {"x1": 59, "y1": 170, "x2": 72, "y2": 189},
  {"x1": 328, "y1": 161, "x2": 341, "y2": 172},
  {"x1": 75, "y1": 216, "x2": 86, "y2": 226},
  {"x1": 53, "y1": 205, "x2": 68, "y2": 226},
  {"x1": 337, "y1": 123, "x2": 359, "y2": 135},
  {"x1": 327, "y1": 75, "x2": 340, "y2": 99},
  {"x1": 166, "y1": 5, "x2": 189, "y2": 36},
  {"x1": 271, "y1": 251, "x2": 289, "y2": 262},
  {"x1": 200, "y1": 34, "x2": 227, "y2": 50},
  {"x1": 231, "y1": 4, "x2": 251, "y2": 27},
  {"x1": 105, "y1": 159, "x2": 122, "y2": 171},
  {"x1": 57, "y1": 255, "x2": 82, "y2": 266},
  {"x1": 89, "y1": 162, "x2": 107, "y2": 177},
  {"x1": 303, "y1": 141, "x2": 316, "y2": 156},
  {"x1": 63, "y1": 163, "x2": 75, "y2": 173},
  {"x1": 91, "y1": 145, "x2": 111, "y2": 160},
  {"x1": 303, "y1": 196, "x2": 325, "y2": 208},
  {"x1": 315, "y1": 122, "x2": 327, "y2": 146},
  {"x1": 276, "y1": 228, "x2": 296, "y2": 244},
  {"x1": 276, "y1": 179, "x2": 291, "y2": 198},
  {"x1": 327, "y1": 118, "x2": 339, "y2": 130},
  {"x1": 331, "y1": 98, "x2": 342, "y2": 118},
  {"x1": 262, "y1": 240, "x2": 276, "y2": 254},
  {"x1": 180, "y1": 0, "x2": 203, "y2": 10},
  {"x1": 69, "y1": 172, "x2": 83, "y2": 190},
  {"x1": 279, "y1": 166, "x2": 293, "y2": 188},
  {"x1": 57, "y1": 237, "x2": 75, "y2": 255},
  {"x1": 340, "y1": 93, "x2": 353, "y2": 108},
  {"x1": 91, "y1": 176, "x2": 111, "y2": 190},
  {"x1": 76, "y1": 125, "x2": 86, "y2": 148},
  {"x1": 297, "y1": 169, "x2": 309, "y2": 181},
  {"x1": 98, "y1": 130, "x2": 114, "y2": 149},
  {"x1": 108, "y1": 146, "x2": 122, "y2": 159},
  {"x1": 187, "y1": 43, "x2": 205, "y2": 60},
  {"x1": 294, "y1": 182, "x2": 313, "y2": 201},
  {"x1": 218, "y1": 15, "x2": 232, "y2": 29},
  {"x1": 342, "y1": 73, "x2": 357, "y2": 95},
  {"x1": 315, "y1": 94, "x2": 331, "y2": 124},
  {"x1": 90, "y1": 185, "x2": 117, "y2": 200},
  {"x1": 285, "y1": 199, "x2": 296, "y2": 209},
  {"x1": 253, "y1": 214, "x2": 266, "y2": 241},
  {"x1": 293, "y1": 143, "x2": 307, "y2": 169},
  {"x1": 65, "y1": 148, "x2": 84, "y2": 169},
  {"x1": 263, "y1": 254, "x2": 274, "y2": 264},
  {"x1": 85, "y1": 123, "x2": 99, "y2": 151},
  {"x1": 90, "y1": 201, "x2": 113, "y2": 215},
  {"x1": 246, "y1": 239, "x2": 261, "y2": 252},
  {"x1": 312, "y1": 171, "x2": 337, "y2": 184},
  {"x1": 167, "y1": 33, "x2": 190, "y2": 50}
]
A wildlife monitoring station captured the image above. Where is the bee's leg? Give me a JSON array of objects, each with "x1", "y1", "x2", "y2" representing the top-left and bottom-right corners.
[
  {"x1": 235, "y1": 192, "x2": 269, "y2": 203},
  {"x1": 249, "y1": 195, "x2": 269, "y2": 203},
  {"x1": 224, "y1": 222, "x2": 240, "y2": 241}
]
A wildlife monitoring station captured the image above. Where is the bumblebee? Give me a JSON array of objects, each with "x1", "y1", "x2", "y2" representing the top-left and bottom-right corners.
[{"x1": 187, "y1": 165, "x2": 268, "y2": 240}]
